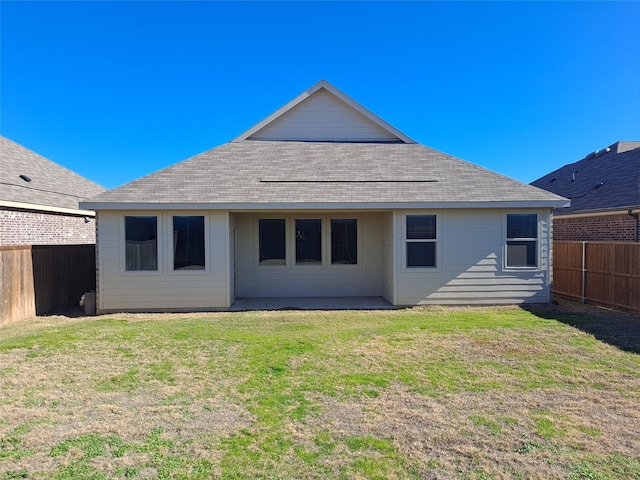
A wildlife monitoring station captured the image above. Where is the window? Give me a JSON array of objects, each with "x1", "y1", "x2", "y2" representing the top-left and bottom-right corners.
[
  {"x1": 331, "y1": 219, "x2": 357, "y2": 265},
  {"x1": 259, "y1": 219, "x2": 286, "y2": 265},
  {"x1": 173, "y1": 216, "x2": 205, "y2": 270},
  {"x1": 406, "y1": 214, "x2": 437, "y2": 268},
  {"x1": 125, "y1": 216, "x2": 158, "y2": 271},
  {"x1": 296, "y1": 219, "x2": 322, "y2": 264},
  {"x1": 506, "y1": 214, "x2": 538, "y2": 267}
]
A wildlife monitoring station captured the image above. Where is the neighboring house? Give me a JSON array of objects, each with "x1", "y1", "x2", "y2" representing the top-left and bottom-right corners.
[
  {"x1": 81, "y1": 80, "x2": 568, "y2": 312},
  {"x1": 531, "y1": 141, "x2": 640, "y2": 242},
  {"x1": 0, "y1": 136, "x2": 106, "y2": 246}
]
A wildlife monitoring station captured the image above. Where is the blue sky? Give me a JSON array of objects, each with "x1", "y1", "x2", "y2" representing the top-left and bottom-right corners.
[{"x1": 2, "y1": 1, "x2": 639, "y2": 190}]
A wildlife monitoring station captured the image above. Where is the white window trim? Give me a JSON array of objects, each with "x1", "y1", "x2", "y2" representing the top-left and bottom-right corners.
[
  {"x1": 168, "y1": 212, "x2": 210, "y2": 275},
  {"x1": 254, "y1": 215, "x2": 362, "y2": 269},
  {"x1": 503, "y1": 212, "x2": 541, "y2": 271},
  {"x1": 401, "y1": 211, "x2": 441, "y2": 272},
  {"x1": 120, "y1": 212, "x2": 163, "y2": 276}
]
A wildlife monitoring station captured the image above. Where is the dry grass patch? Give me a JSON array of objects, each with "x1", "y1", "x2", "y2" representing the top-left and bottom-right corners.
[
  {"x1": 303, "y1": 383, "x2": 640, "y2": 479},
  {"x1": 1, "y1": 302, "x2": 639, "y2": 479}
]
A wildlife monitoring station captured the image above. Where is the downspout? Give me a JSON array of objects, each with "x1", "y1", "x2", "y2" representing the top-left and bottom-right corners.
[{"x1": 629, "y1": 210, "x2": 640, "y2": 242}]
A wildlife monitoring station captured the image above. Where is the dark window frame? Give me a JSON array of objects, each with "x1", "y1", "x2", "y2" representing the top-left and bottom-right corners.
[
  {"x1": 295, "y1": 218, "x2": 323, "y2": 265},
  {"x1": 330, "y1": 218, "x2": 358, "y2": 265},
  {"x1": 258, "y1": 218, "x2": 287, "y2": 266},
  {"x1": 405, "y1": 214, "x2": 437, "y2": 268},
  {"x1": 124, "y1": 216, "x2": 159, "y2": 272},
  {"x1": 172, "y1": 215, "x2": 206, "y2": 271},
  {"x1": 506, "y1": 213, "x2": 538, "y2": 268}
]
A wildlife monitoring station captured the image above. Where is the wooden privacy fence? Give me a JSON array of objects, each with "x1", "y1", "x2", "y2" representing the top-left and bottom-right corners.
[
  {"x1": 0, "y1": 244, "x2": 96, "y2": 326},
  {"x1": 553, "y1": 241, "x2": 640, "y2": 312}
]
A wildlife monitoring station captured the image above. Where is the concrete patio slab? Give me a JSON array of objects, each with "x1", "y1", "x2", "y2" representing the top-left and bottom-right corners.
[{"x1": 230, "y1": 296, "x2": 396, "y2": 311}]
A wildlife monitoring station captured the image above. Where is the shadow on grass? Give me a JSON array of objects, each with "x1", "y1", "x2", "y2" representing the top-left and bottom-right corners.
[
  {"x1": 40, "y1": 306, "x2": 88, "y2": 319},
  {"x1": 523, "y1": 300, "x2": 640, "y2": 354}
]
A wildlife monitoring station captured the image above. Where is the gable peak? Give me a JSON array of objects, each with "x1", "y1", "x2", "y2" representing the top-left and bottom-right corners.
[{"x1": 232, "y1": 80, "x2": 415, "y2": 144}]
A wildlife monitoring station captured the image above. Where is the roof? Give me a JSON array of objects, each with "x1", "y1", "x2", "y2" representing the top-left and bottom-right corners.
[
  {"x1": 83, "y1": 141, "x2": 567, "y2": 209},
  {"x1": 82, "y1": 81, "x2": 567, "y2": 210},
  {"x1": 0, "y1": 136, "x2": 106, "y2": 214},
  {"x1": 531, "y1": 141, "x2": 640, "y2": 215}
]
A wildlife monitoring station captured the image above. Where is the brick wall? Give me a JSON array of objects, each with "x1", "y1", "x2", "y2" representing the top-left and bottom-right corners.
[
  {"x1": 553, "y1": 213, "x2": 638, "y2": 242},
  {"x1": 0, "y1": 208, "x2": 97, "y2": 246}
]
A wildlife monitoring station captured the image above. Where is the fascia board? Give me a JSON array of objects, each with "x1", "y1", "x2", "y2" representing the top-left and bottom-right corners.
[
  {"x1": 231, "y1": 80, "x2": 415, "y2": 144},
  {"x1": 81, "y1": 200, "x2": 570, "y2": 211},
  {"x1": 1, "y1": 200, "x2": 96, "y2": 216}
]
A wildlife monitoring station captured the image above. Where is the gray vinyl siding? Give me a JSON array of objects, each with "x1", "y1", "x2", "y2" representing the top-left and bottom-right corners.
[
  {"x1": 96, "y1": 207, "x2": 552, "y2": 310},
  {"x1": 394, "y1": 208, "x2": 551, "y2": 305},
  {"x1": 249, "y1": 89, "x2": 399, "y2": 142},
  {"x1": 234, "y1": 212, "x2": 383, "y2": 297},
  {"x1": 96, "y1": 210, "x2": 230, "y2": 312}
]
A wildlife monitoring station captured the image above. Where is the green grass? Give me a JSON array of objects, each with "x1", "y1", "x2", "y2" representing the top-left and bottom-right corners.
[{"x1": 1, "y1": 305, "x2": 639, "y2": 479}]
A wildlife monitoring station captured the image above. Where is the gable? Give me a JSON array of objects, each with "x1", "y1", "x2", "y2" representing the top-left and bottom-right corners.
[
  {"x1": 233, "y1": 80, "x2": 414, "y2": 143},
  {"x1": 248, "y1": 89, "x2": 401, "y2": 142}
]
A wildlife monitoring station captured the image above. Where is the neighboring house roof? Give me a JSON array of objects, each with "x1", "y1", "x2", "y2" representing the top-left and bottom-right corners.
[
  {"x1": 82, "y1": 80, "x2": 567, "y2": 210},
  {"x1": 0, "y1": 136, "x2": 106, "y2": 214},
  {"x1": 531, "y1": 141, "x2": 640, "y2": 215}
]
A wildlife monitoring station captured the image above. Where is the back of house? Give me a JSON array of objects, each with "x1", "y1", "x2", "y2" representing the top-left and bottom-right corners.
[{"x1": 82, "y1": 80, "x2": 568, "y2": 312}]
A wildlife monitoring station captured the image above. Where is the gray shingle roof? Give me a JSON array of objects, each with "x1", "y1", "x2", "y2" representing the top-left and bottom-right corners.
[
  {"x1": 84, "y1": 141, "x2": 566, "y2": 208},
  {"x1": 0, "y1": 136, "x2": 106, "y2": 211},
  {"x1": 531, "y1": 141, "x2": 640, "y2": 215}
]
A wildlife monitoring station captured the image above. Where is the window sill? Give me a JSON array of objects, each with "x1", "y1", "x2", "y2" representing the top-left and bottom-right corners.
[
  {"x1": 401, "y1": 266, "x2": 440, "y2": 273},
  {"x1": 169, "y1": 268, "x2": 210, "y2": 276},
  {"x1": 121, "y1": 270, "x2": 162, "y2": 276},
  {"x1": 503, "y1": 266, "x2": 541, "y2": 272}
]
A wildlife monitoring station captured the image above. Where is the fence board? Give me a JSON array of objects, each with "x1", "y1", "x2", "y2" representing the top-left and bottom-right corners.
[
  {"x1": 0, "y1": 247, "x2": 36, "y2": 326},
  {"x1": 554, "y1": 241, "x2": 640, "y2": 312},
  {"x1": 552, "y1": 241, "x2": 584, "y2": 300}
]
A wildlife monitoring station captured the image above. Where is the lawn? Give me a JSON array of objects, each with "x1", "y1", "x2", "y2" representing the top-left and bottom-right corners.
[{"x1": 1, "y1": 302, "x2": 639, "y2": 479}]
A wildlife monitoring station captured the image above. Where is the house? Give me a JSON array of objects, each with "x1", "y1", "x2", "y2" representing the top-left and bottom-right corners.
[
  {"x1": 0, "y1": 136, "x2": 106, "y2": 246},
  {"x1": 81, "y1": 80, "x2": 568, "y2": 312},
  {"x1": 531, "y1": 141, "x2": 640, "y2": 242}
]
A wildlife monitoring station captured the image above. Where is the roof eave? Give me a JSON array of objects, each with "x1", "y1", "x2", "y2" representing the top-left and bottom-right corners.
[{"x1": 80, "y1": 200, "x2": 569, "y2": 211}]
